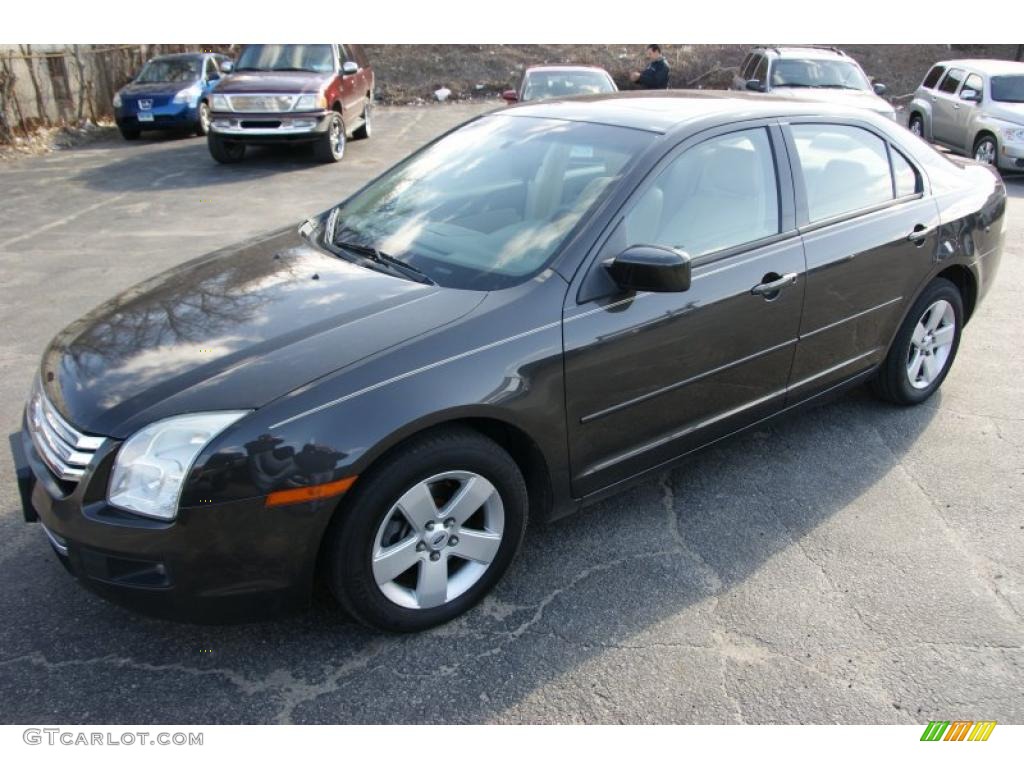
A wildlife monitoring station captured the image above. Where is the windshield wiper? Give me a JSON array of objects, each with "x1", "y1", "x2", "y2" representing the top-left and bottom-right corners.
[
  {"x1": 334, "y1": 239, "x2": 435, "y2": 285},
  {"x1": 235, "y1": 67, "x2": 268, "y2": 72},
  {"x1": 272, "y1": 67, "x2": 320, "y2": 73}
]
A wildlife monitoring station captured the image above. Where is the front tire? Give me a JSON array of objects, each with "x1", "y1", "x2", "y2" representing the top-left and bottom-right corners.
[
  {"x1": 323, "y1": 428, "x2": 528, "y2": 632},
  {"x1": 973, "y1": 133, "x2": 998, "y2": 167},
  {"x1": 119, "y1": 126, "x2": 141, "y2": 140},
  {"x1": 313, "y1": 112, "x2": 346, "y2": 163},
  {"x1": 207, "y1": 132, "x2": 246, "y2": 164},
  {"x1": 195, "y1": 102, "x2": 211, "y2": 136},
  {"x1": 871, "y1": 278, "x2": 963, "y2": 405}
]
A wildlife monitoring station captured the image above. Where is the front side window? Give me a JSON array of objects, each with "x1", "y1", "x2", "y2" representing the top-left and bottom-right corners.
[
  {"x1": 990, "y1": 75, "x2": 1024, "y2": 103},
  {"x1": 937, "y1": 68, "x2": 965, "y2": 94},
  {"x1": 235, "y1": 44, "x2": 335, "y2": 74},
  {"x1": 770, "y1": 58, "x2": 872, "y2": 91},
  {"x1": 752, "y1": 56, "x2": 769, "y2": 84},
  {"x1": 961, "y1": 73, "x2": 983, "y2": 98},
  {"x1": 791, "y1": 124, "x2": 894, "y2": 222},
  {"x1": 621, "y1": 128, "x2": 780, "y2": 258},
  {"x1": 326, "y1": 115, "x2": 652, "y2": 290},
  {"x1": 204, "y1": 58, "x2": 218, "y2": 79},
  {"x1": 741, "y1": 54, "x2": 759, "y2": 80},
  {"x1": 922, "y1": 65, "x2": 945, "y2": 89},
  {"x1": 136, "y1": 59, "x2": 200, "y2": 84}
]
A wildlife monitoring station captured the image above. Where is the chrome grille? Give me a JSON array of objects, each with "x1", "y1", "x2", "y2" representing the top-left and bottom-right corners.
[
  {"x1": 26, "y1": 384, "x2": 105, "y2": 483},
  {"x1": 227, "y1": 94, "x2": 299, "y2": 113}
]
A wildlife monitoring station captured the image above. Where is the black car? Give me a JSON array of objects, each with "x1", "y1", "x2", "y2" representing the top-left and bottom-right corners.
[{"x1": 11, "y1": 93, "x2": 1006, "y2": 632}]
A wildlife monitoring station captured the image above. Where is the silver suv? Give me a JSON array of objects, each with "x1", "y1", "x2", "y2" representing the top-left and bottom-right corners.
[
  {"x1": 907, "y1": 59, "x2": 1024, "y2": 172},
  {"x1": 732, "y1": 46, "x2": 896, "y2": 121}
]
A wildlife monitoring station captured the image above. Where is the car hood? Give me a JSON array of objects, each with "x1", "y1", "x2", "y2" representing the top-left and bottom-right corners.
[
  {"x1": 987, "y1": 101, "x2": 1024, "y2": 125},
  {"x1": 119, "y1": 80, "x2": 199, "y2": 98},
  {"x1": 214, "y1": 71, "x2": 332, "y2": 95},
  {"x1": 41, "y1": 227, "x2": 484, "y2": 438},
  {"x1": 772, "y1": 87, "x2": 894, "y2": 115}
]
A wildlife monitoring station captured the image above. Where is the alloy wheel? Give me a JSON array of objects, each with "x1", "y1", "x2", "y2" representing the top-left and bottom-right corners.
[
  {"x1": 974, "y1": 137, "x2": 996, "y2": 165},
  {"x1": 371, "y1": 471, "x2": 505, "y2": 610},
  {"x1": 909, "y1": 117, "x2": 923, "y2": 137},
  {"x1": 198, "y1": 103, "x2": 211, "y2": 134},
  {"x1": 906, "y1": 299, "x2": 956, "y2": 390},
  {"x1": 330, "y1": 115, "x2": 345, "y2": 160}
]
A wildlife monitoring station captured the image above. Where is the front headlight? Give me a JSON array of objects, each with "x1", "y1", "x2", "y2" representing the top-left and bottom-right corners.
[
  {"x1": 112, "y1": 92, "x2": 122, "y2": 108},
  {"x1": 173, "y1": 84, "x2": 202, "y2": 105},
  {"x1": 293, "y1": 93, "x2": 327, "y2": 111},
  {"x1": 1001, "y1": 126, "x2": 1024, "y2": 143},
  {"x1": 211, "y1": 93, "x2": 231, "y2": 111},
  {"x1": 108, "y1": 412, "x2": 248, "y2": 521}
]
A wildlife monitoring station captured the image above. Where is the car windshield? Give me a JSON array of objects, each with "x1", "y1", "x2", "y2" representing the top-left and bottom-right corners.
[
  {"x1": 770, "y1": 58, "x2": 872, "y2": 91},
  {"x1": 522, "y1": 71, "x2": 616, "y2": 101},
  {"x1": 235, "y1": 44, "x2": 334, "y2": 73},
  {"x1": 990, "y1": 75, "x2": 1024, "y2": 103},
  {"x1": 326, "y1": 115, "x2": 651, "y2": 290},
  {"x1": 135, "y1": 59, "x2": 201, "y2": 84}
]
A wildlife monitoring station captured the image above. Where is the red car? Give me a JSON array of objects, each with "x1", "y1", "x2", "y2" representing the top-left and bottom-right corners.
[
  {"x1": 502, "y1": 65, "x2": 618, "y2": 103},
  {"x1": 207, "y1": 44, "x2": 374, "y2": 164}
]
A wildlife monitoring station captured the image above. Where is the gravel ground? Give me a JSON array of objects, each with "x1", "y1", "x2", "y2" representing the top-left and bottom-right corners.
[{"x1": 0, "y1": 104, "x2": 1021, "y2": 724}]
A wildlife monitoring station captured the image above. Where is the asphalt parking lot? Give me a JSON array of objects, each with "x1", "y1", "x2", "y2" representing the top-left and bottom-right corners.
[{"x1": 0, "y1": 104, "x2": 1022, "y2": 724}]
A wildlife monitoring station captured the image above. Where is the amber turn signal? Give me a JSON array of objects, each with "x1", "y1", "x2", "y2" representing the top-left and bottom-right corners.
[{"x1": 265, "y1": 476, "x2": 357, "y2": 508}]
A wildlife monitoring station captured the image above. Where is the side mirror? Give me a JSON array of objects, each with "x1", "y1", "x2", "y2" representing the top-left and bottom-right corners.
[
  {"x1": 604, "y1": 245, "x2": 691, "y2": 293},
  {"x1": 221, "y1": 61, "x2": 234, "y2": 74},
  {"x1": 873, "y1": 81, "x2": 888, "y2": 96},
  {"x1": 960, "y1": 88, "x2": 981, "y2": 103},
  {"x1": 745, "y1": 79, "x2": 764, "y2": 92},
  {"x1": 342, "y1": 61, "x2": 359, "y2": 76},
  {"x1": 501, "y1": 89, "x2": 519, "y2": 103}
]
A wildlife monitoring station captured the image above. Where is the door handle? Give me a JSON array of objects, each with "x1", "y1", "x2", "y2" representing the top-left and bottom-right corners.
[
  {"x1": 751, "y1": 272, "x2": 798, "y2": 297},
  {"x1": 907, "y1": 223, "x2": 936, "y2": 242}
]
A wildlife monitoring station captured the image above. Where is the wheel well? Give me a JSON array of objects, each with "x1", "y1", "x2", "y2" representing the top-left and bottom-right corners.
[
  {"x1": 910, "y1": 110, "x2": 922, "y2": 122},
  {"x1": 332, "y1": 100, "x2": 343, "y2": 113},
  {"x1": 937, "y1": 265, "x2": 977, "y2": 322},
  {"x1": 974, "y1": 130, "x2": 997, "y2": 151}
]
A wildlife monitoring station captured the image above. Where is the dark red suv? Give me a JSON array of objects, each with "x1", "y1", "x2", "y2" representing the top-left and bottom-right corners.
[{"x1": 207, "y1": 44, "x2": 374, "y2": 163}]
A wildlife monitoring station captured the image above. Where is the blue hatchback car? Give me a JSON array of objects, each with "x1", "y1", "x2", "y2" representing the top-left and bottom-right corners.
[{"x1": 113, "y1": 52, "x2": 232, "y2": 140}]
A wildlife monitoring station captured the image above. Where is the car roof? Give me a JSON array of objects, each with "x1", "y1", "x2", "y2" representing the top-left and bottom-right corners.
[
  {"x1": 502, "y1": 90, "x2": 886, "y2": 133},
  {"x1": 931, "y1": 59, "x2": 1024, "y2": 76},
  {"x1": 149, "y1": 52, "x2": 211, "y2": 62},
  {"x1": 525, "y1": 65, "x2": 611, "y2": 74},
  {"x1": 753, "y1": 46, "x2": 852, "y2": 61}
]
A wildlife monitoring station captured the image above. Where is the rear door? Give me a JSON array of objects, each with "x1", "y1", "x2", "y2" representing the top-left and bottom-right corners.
[
  {"x1": 563, "y1": 123, "x2": 806, "y2": 497},
  {"x1": 931, "y1": 67, "x2": 966, "y2": 145},
  {"x1": 783, "y1": 120, "x2": 940, "y2": 400}
]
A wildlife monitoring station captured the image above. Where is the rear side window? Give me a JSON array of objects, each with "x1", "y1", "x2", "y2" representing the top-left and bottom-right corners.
[
  {"x1": 622, "y1": 128, "x2": 780, "y2": 257},
  {"x1": 922, "y1": 65, "x2": 945, "y2": 89},
  {"x1": 791, "y1": 124, "x2": 894, "y2": 222},
  {"x1": 891, "y1": 149, "x2": 920, "y2": 198},
  {"x1": 937, "y1": 68, "x2": 965, "y2": 94}
]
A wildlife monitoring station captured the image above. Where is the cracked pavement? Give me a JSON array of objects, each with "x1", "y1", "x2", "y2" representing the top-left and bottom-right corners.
[{"x1": 0, "y1": 104, "x2": 1022, "y2": 724}]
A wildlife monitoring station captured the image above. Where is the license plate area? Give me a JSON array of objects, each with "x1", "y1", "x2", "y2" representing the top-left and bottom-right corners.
[{"x1": 138, "y1": 112, "x2": 154, "y2": 122}]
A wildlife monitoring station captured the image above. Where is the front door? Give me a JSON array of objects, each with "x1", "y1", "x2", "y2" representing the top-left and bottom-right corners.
[
  {"x1": 783, "y1": 120, "x2": 941, "y2": 400},
  {"x1": 563, "y1": 124, "x2": 806, "y2": 498}
]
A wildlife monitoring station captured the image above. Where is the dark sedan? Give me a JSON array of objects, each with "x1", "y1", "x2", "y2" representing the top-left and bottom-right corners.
[{"x1": 11, "y1": 93, "x2": 1006, "y2": 632}]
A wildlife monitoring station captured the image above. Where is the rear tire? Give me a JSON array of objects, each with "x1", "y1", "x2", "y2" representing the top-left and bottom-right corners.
[
  {"x1": 207, "y1": 132, "x2": 246, "y2": 164},
  {"x1": 119, "y1": 126, "x2": 141, "y2": 140},
  {"x1": 870, "y1": 278, "x2": 963, "y2": 406},
  {"x1": 313, "y1": 112, "x2": 346, "y2": 162},
  {"x1": 323, "y1": 428, "x2": 528, "y2": 632}
]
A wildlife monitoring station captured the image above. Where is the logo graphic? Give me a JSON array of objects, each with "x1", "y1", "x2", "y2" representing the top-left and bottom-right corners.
[
  {"x1": 138, "y1": 99, "x2": 153, "y2": 110},
  {"x1": 920, "y1": 721, "x2": 996, "y2": 742}
]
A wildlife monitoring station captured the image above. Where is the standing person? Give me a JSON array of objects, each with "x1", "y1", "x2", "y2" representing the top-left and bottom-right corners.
[{"x1": 630, "y1": 45, "x2": 670, "y2": 89}]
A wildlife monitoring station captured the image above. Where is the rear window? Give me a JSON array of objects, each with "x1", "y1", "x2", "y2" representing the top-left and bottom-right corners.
[
  {"x1": 937, "y1": 68, "x2": 965, "y2": 94},
  {"x1": 922, "y1": 65, "x2": 945, "y2": 89},
  {"x1": 991, "y1": 75, "x2": 1024, "y2": 103}
]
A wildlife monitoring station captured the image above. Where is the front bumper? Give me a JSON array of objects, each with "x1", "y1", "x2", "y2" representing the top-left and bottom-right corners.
[
  {"x1": 9, "y1": 421, "x2": 336, "y2": 623},
  {"x1": 209, "y1": 111, "x2": 332, "y2": 142},
  {"x1": 997, "y1": 139, "x2": 1024, "y2": 171},
  {"x1": 115, "y1": 103, "x2": 201, "y2": 130}
]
